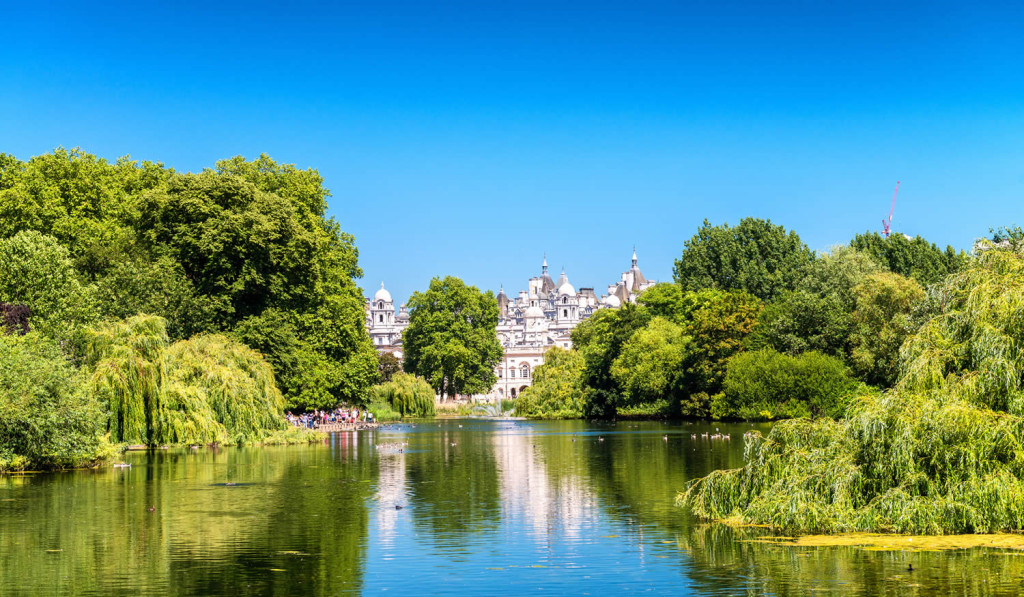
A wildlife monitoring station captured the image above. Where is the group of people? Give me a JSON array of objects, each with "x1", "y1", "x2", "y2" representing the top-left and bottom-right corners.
[{"x1": 287, "y1": 407, "x2": 374, "y2": 429}]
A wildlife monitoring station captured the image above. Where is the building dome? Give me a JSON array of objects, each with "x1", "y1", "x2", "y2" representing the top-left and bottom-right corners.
[
  {"x1": 525, "y1": 305, "x2": 545, "y2": 318},
  {"x1": 374, "y1": 282, "x2": 392, "y2": 303},
  {"x1": 556, "y1": 269, "x2": 575, "y2": 295},
  {"x1": 602, "y1": 295, "x2": 621, "y2": 308},
  {"x1": 396, "y1": 304, "x2": 410, "y2": 321}
]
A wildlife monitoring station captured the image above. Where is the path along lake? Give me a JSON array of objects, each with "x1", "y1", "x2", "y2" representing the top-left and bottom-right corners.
[{"x1": 3, "y1": 419, "x2": 1024, "y2": 596}]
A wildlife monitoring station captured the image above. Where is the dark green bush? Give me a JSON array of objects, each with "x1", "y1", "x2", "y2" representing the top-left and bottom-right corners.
[{"x1": 716, "y1": 349, "x2": 859, "y2": 420}]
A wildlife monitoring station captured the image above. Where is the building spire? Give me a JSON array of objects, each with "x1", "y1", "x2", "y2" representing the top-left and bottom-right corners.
[
  {"x1": 542, "y1": 253, "x2": 548, "y2": 273},
  {"x1": 631, "y1": 246, "x2": 638, "y2": 268}
]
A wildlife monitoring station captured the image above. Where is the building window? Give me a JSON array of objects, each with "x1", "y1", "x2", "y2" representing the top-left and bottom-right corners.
[
  {"x1": 521, "y1": 364, "x2": 530, "y2": 379},
  {"x1": 563, "y1": 309, "x2": 568, "y2": 317},
  {"x1": 510, "y1": 369, "x2": 516, "y2": 378},
  {"x1": 379, "y1": 314, "x2": 384, "y2": 323},
  {"x1": 378, "y1": 301, "x2": 384, "y2": 309},
  {"x1": 563, "y1": 297, "x2": 568, "y2": 304},
  {"x1": 498, "y1": 369, "x2": 503, "y2": 378}
]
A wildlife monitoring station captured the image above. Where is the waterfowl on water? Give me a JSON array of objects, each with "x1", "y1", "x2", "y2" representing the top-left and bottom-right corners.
[{"x1": 663, "y1": 435, "x2": 668, "y2": 441}]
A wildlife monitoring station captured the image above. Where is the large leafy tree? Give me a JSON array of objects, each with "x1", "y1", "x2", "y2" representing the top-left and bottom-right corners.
[
  {"x1": 0, "y1": 149, "x2": 171, "y2": 278},
  {"x1": 851, "y1": 231, "x2": 967, "y2": 286},
  {"x1": 750, "y1": 246, "x2": 881, "y2": 361},
  {"x1": 849, "y1": 272, "x2": 926, "y2": 386},
  {"x1": 611, "y1": 317, "x2": 691, "y2": 414},
  {"x1": 677, "y1": 289, "x2": 763, "y2": 400},
  {"x1": 402, "y1": 276, "x2": 502, "y2": 401},
  {"x1": 0, "y1": 149, "x2": 377, "y2": 409},
  {"x1": 571, "y1": 303, "x2": 652, "y2": 418},
  {"x1": 673, "y1": 218, "x2": 815, "y2": 301},
  {"x1": 0, "y1": 230, "x2": 98, "y2": 340},
  {"x1": 516, "y1": 347, "x2": 586, "y2": 419}
]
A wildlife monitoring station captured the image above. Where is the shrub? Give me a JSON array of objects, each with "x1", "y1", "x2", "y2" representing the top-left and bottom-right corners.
[
  {"x1": 517, "y1": 347, "x2": 586, "y2": 419},
  {"x1": 718, "y1": 349, "x2": 859, "y2": 420}
]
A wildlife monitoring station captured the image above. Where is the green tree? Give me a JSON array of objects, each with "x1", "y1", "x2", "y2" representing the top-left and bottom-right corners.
[
  {"x1": 611, "y1": 317, "x2": 692, "y2": 416},
  {"x1": 751, "y1": 246, "x2": 881, "y2": 361},
  {"x1": 901, "y1": 242, "x2": 1024, "y2": 414},
  {"x1": 377, "y1": 352, "x2": 402, "y2": 382},
  {"x1": 402, "y1": 276, "x2": 502, "y2": 401},
  {"x1": 368, "y1": 372, "x2": 435, "y2": 417},
  {"x1": 517, "y1": 347, "x2": 586, "y2": 419},
  {"x1": 0, "y1": 148, "x2": 171, "y2": 278},
  {"x1": 849, "y1": 272, "x2": 926, "y2": 386},
  {"x1": 571, "y1": 303, "x2": 652, "y2": 417},
  {"x1": 636, "y1": 282, "x2": 685, "y2": 321},
  {"x1": 851, "y1": 231, "x2": 967, "y2": 285},
  {"x1": 0, "y1": 230, "x2": 97, "y2": 340},
  {"x1": 677, "y1": 289, "x2": 763, "y2": 399},
  {"x1": 673, "y1": 218, "x2": 815, "y2": 301},
  {"x1": 0, "y1": 332, "x2": 112, "y2": 471},
  {"x1": 93, "y1": 256, "x2": 217, "y2": 340}
]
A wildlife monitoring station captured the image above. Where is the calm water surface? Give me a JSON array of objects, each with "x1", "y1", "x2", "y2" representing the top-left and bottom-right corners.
[{"x1": 2, "y1": 419, "x2": 1024, "y2": 595}]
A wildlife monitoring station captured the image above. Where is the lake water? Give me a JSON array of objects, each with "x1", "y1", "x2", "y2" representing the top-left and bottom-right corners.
[{"x1": 2, "y1": 419, "x2": 1024, "y2": 595}]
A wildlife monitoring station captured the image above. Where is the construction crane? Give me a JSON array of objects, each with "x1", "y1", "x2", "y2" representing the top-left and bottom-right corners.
[{"x1": 881, "y1": 181, "x2": 900, "y2": 239}]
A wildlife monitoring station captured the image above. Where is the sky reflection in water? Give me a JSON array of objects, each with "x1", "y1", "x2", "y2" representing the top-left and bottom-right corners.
[{"x1": 2, "y1": 419, "x2": 1024, "y2": 596}]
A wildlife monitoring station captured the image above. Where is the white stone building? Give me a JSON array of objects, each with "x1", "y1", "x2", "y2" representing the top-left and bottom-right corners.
[
  {"x1": 365, "y1": 282, "x2": 410, "y2": 359},
  {"x1": 489, "y1": 250, "x2": 655, "y2": 402}
]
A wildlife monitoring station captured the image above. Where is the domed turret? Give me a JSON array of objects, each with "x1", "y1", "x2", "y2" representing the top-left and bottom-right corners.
[
  {"x1": 396, "y1": 304, "x2": 410, "y2": 322},
  {"x1": 374, "y1": 282, "x2": 393, "y2": 303},
  {"x1": 556, "y1": 268, "x2": 575, "y2": 296}
]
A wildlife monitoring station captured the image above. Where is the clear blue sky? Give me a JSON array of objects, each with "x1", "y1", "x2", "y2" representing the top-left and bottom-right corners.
[{"x1": 3, "y1": 1, "x2": 1022, "y2": 305}]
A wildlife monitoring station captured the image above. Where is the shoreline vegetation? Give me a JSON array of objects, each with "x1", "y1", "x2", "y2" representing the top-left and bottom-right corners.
[{"x1": 6, "y1": 148, "x2": 1024, "y2": 537}]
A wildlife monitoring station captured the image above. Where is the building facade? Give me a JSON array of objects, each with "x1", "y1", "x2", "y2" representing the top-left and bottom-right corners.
[
  {"x1": 365, "y1": 251, "x2": 656, "y2": 402},
  {"x1": 489, "y1": 250, "x2": 655, "y2": 401},
  {"x1": 365, "y1": 282, "x2": 410, "y2": 359}
]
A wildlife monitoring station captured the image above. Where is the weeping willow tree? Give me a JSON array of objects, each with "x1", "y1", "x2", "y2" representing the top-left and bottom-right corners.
[
  {"x1": 85, "y1": 314, "x2": 292, "y2": 445},
  {"x1": 900, "y1": 242, "x2": 1024, "y2": 413},
  {"x1": 368, "y1": 372, "x2": 435, "y2": 418},
  {"x1": 161, "y1": 334, "x2": 286, "y2": 444},
  {"x1": 680, "y1": 243, "x2": 1024, "y2": 534},
  {"x1": 84, "y1": 315, "x2": 168, "y2": 445}
]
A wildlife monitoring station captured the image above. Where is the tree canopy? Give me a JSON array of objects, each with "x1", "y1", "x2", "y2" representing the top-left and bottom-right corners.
[
  {"x1": 673, "y1": 218, "x2": 815, "y2": 301},
  {"x1": 402, "y1": 276, "x2": 502, "y2": 401},
  {"x1": 0, "y1": 149, "x2": 377, "y2": 410},
  {"x1": 851, "y1": 231, "x2": 967, "y2": 285}
]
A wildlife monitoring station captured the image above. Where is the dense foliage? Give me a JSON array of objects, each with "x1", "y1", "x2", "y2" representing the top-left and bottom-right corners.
[
  {"x1": 403, "y1": 276, "x2": 502, "y2": 401},
  {"x1": 681, "y1": 243, "x2": 1024, "y2": 534},
  {"x1": 0, "y1": 149, "x2": 376, "y2": 410},
  {"x1": 673, "y1": 218, "x2": 815, "y2": 301},
  {"x1": 851, "y1": 231, "x2": 967, "y2": 285},
  {"x1": 716, "y1": 349, "x2": 859, "y2": 420},
  {"x1": 368, "y1": 373, "x2": 436, "y2": 418},
  {"x1": 84, "y1": 315, "x2": 293, "y2": 446},
  {"x1": 0, "y1": 333, "x2": 113, "y2": 471},
  {"x1": 517, "y1": 348, "x2": 586, "y2": 419},
  {"x1": 0, "y1": 149, "x2": 367, "y2": 468}
]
